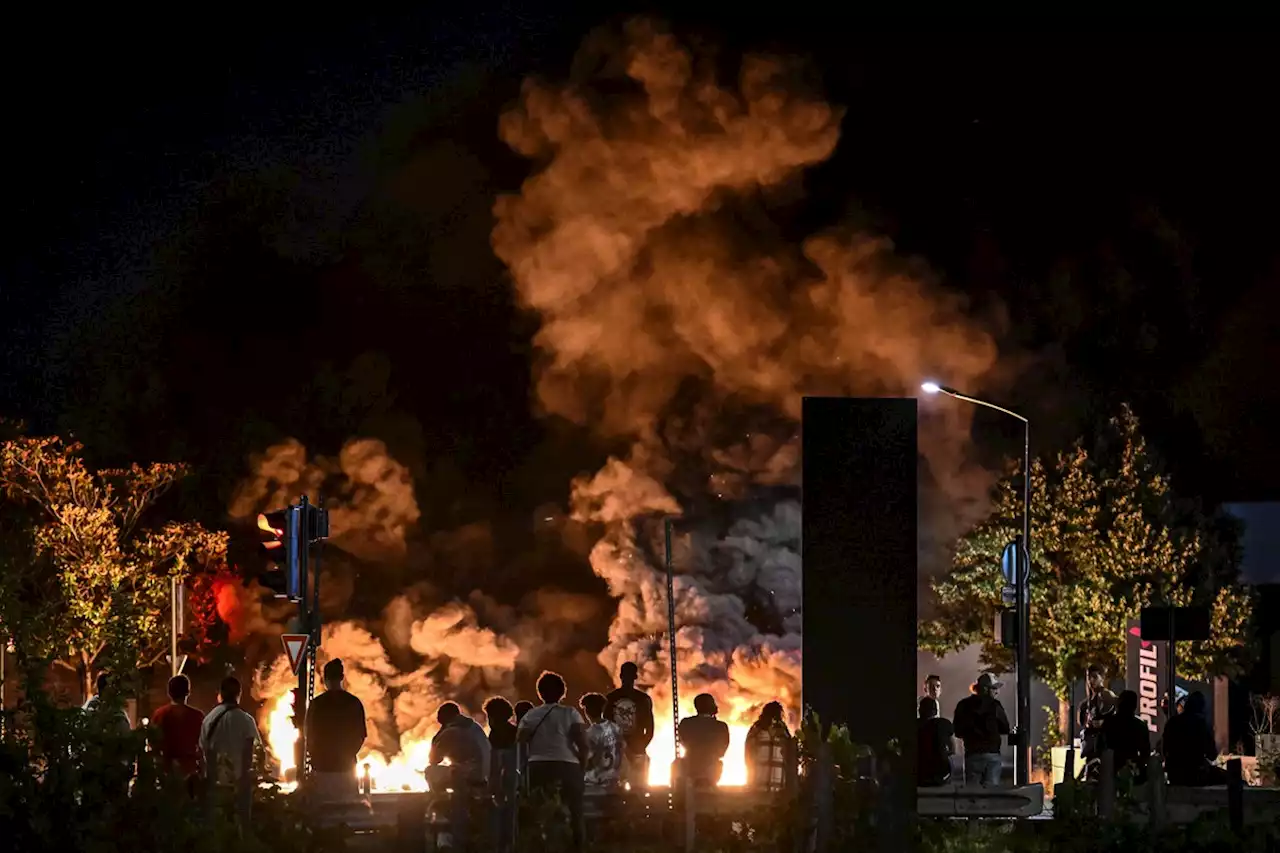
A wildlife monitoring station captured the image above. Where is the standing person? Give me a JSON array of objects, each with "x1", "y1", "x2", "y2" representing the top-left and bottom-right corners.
[
  {"x1": 305, "y1": 659, "x2": 368, "y2": 802},
  {"x1": 201, "y1": 676, "x2": 261, "y2": 831},
  {"x1": 579, "y1": 693, "x2": 623, "y2": 789},
  {"x1": 744, "y1": 701, "x2": 797, "y2": 793},
  {"x1": 82, "y1": 672, "x2": 134, "y2": 800},
  {"x1": 150, "y1": 675, "x2": 204, "y2": 795},
  {"x1": 952, "y1": 672, "x2": 1010, "y2": 787},
  {"x1": 84, "y1": 672, "x2": 133, "y2": 736},
  {"x1": 484, "y1": 697, "x2": 518, "y2": 853},
  {"x1": 430, "y1": 702, "x2": 492, "y2": 850},
  {"x1": 606, "y1": 662, "x2": 654, "y2": 788},
  {"x1": 923, "y1": 674, "x2": 942, "y2": 705},
  {"x1": 517, "y1": 671, "x2": 587, "y2": 852},
  {"x1": 1078, "y1": 665, "x2": 1116, "y2": 762},
  {"x1": 677, "y1": 694, "x2": 730, "y2": 788},
  {"x1": 1099, "y1": 690, "x2": 1151, "y2": 782},
  {"x1": 1162, "y1": 691, "x2": 1228, "y2": 786},
  {"x1": 916, "y1": 697, "x2": 955, "y2": 787}
]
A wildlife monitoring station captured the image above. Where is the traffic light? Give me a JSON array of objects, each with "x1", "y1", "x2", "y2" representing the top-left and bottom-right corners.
[
  {"x1": 302, "y1": 503, "x2": 330, "y2": 544},
  {"x1": 995, "y1": 608, "x2": 1018, "y2": 649},
  {"x1": 257, "y1": 506, "x2": 302, "y2": 600}
]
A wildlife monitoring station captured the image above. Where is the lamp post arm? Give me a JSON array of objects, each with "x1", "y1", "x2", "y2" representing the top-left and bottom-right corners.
[{"x1": 945, "y1": 391, "x2": 1028, "y2": 425}]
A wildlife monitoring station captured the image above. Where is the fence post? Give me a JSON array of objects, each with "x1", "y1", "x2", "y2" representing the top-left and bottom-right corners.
[
  {"x1": 1227, "y1": 757, "x2": 1244, "y2": 833},
  {"x1": 683, "y1": 777, "x2": 697, "y2": 853},
  {"x1": 1098, "y1": 749, "x2": 1116, "y2": 820},
  {"x1": 1147, "y1": 752, "x2": 1166, "y2": 829}
]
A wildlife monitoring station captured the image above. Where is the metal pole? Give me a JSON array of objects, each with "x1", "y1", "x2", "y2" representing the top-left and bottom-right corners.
[
  {"x1": 1017, "y1": 419, "x2": 1032, "y2": 786},
  {"x1": 170, "y1": 577, "x2": 180, "y2": 678},
  {"x1": 665, "y1": 519, "x2": 680, "y2": 763},
  {"x1": 296, "y1": 496, "x2": 310, "y2": 785}
]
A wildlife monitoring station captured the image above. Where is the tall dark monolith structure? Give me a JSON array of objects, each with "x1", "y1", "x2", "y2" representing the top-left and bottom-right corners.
[{"x1": 802, "y1": 397, "x2": 917, "y2": 842}]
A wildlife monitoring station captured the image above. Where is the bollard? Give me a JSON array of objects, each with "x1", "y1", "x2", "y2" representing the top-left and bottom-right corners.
[
  {"x1": 1098, "y1": 749, "x2": 1116, "y2": 820},
  {"x1": 1227, "y1": 757, "x2": 1244, "y2": 833}
]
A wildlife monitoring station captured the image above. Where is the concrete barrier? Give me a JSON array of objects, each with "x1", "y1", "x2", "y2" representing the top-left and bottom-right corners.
[{"x1": 917, "y1": 784, "x2": 1045, "y2": 818}]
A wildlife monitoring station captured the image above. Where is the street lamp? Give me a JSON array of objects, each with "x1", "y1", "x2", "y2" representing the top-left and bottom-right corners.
[{"x1": 922, "y1": 381, "x2": 1033, "y2": 787}]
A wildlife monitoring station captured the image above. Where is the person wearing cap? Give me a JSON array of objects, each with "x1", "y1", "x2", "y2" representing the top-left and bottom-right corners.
[
  {"x1": 305, "y1": 658, "x2": 368, "y2": 801},
  {"x1": 606, "y1": 661, "x2": 655, "y2": 788},
  {"x1": 952, "y1": 672, "x2": 1011, "y2": 786}
]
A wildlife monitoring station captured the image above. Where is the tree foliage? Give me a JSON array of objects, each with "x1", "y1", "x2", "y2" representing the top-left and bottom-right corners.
[
  {"x1": 0, "y1": 435, "x2": 227, "y2": 698},
  {"x1": 920, "y1": 405, "x2": 1254, "y2": 704}
]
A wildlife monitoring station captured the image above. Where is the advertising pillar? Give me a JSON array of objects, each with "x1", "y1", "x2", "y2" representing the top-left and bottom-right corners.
[{"x1": 1125, "y1": 620, "x2": 1167, "y2": 745}]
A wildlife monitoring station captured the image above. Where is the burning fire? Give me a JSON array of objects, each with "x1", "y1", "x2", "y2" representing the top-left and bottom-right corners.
[{"x1": 265, "y1": 692, "x2": 751, "y2": 790}]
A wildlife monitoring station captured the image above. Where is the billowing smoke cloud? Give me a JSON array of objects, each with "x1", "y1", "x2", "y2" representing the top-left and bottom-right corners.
[
  {"x1": 235, "y1": 439, "x2": 523, "y2": 762},
  {"x1": 230, "y1": 437, "x2": 421, "y2": 563},
  {"x1": 493, "y1": 19, "x2": 1001, "y2": 725}
]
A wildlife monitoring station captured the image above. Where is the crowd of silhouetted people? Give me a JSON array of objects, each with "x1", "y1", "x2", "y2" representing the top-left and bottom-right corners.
[
  {"x1": 82, "y1": 657, "x2": 794, "y2": 850},
  {"x1": 917, "y1": 667, "x2": 1230, "y2": 789},
  {"x1": 424, "y1": 661, "x2": 796, "y2": 851}
]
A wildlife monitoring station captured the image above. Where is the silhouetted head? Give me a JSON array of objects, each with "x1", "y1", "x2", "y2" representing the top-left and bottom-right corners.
[
  {"x1": 1185, "y1": 691, "x2": 1207, "y2": 716},
  {"x1": 580, "y1": 692, "x2": 607, "y2": 721},
  {"x1": 323, "y1": 658, "x2": 345, "y2": 690},
  {"x1": 219, "y1": 676, "x2": 242, "y2": 705},
  {"x1": 919, "y1": 697, "x2": 940, "y2": 719},
  {"x1": 437, "y1": 702, "x2": 462, "y2": 726},
  {"x1": 694, "y1": 694, "x2": 718, "y2": 716},
  {"x1": 760, "y1": 701, "x2": 784, "y2": 724},
  {"x1": 484, "y1": 696, "x2": 514, "y2": 724},
  {"x1": 96, "y1": 672, "x2": 112, "y2": 698},
  {"x1": 514, "y1": 701, "x2": 534, "y2": 722},
  {"x1": 537, "y1": 671, "x2": 566, "y2": 704},
  {"x1": 620, "y1": 661, "x2": 638, "y2": 687},
  {"x1": 168, "y1": 675, "x2": 191, "y2": 703},
  {"x1": 1117, "y1": 690, "x2": 1139, "y2": 717}
]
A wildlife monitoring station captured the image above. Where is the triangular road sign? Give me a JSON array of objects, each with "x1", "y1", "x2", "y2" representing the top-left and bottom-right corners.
[{"x1": 281, "y1": 633, "x2": 310, "y2": 674}]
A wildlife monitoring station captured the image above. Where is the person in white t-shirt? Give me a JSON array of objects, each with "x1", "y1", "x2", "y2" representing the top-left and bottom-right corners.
[
  {"x1": 579, "y1": 692, "x2": 622, "y2": 789},
  {"x1": 516, "y1": 671, "x2": 587, "y2": 852},
  {"x1": 200, "y1": 676, "x2": 261, "y2": 828}
]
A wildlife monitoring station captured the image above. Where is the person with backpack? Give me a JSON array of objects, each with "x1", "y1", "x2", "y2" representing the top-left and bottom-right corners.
[
  {"x1": 517, "y1": 671, "x2": 587, "y2": 852},
  {"x1": 952, "y1": 672, "x2": 1011, "y2": 787}
]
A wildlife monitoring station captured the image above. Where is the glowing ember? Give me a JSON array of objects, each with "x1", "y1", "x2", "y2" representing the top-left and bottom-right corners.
[{"x1": 264, "y1": 692, "x2": 755, "y2": 790}]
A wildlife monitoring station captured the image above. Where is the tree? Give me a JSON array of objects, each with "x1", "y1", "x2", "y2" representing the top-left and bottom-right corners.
[
  {"x1": 0, "y1": 435, "x2": 227, "y2": 700},
  {"x1": 920, "y1": 405, "x2": 1254, "y2": 739}
]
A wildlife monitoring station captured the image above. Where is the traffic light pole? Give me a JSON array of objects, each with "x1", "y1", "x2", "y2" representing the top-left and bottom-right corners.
[{"x1": 295, "y1": 496, "x2": 310, "y2": 787}]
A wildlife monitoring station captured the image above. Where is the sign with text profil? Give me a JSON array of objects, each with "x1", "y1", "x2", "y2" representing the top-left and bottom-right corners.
[
  {"x1": 281, "y1": 633, "x2": 310, "y2": 674},
  {"x1": 1125, "y1": 619, "x2": 1168, "y2": 746}
]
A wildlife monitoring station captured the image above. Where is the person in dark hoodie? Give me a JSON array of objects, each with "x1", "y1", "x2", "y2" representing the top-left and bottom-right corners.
[
  {"x1": 1162, "y1": 691, "x2": 1227, "y2": 786},
  {"x1": 952, "y1": 672, "x2": 1010, "y2": 787},
  {"x1": 1098, "y1": 690, "x2": 1151, "y2": 782},
  {"x1": 916, "y1": 697, "x2": 954, "y2": 786}
]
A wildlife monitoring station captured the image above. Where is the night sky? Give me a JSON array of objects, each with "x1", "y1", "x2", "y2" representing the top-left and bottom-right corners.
[{"x1": 6, "y1": 13, "x2": 1279, "y2": 590}]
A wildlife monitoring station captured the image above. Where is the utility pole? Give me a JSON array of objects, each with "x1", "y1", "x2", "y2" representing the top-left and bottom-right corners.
[{"x1": 665, "y1": 519, "x2": 680, "y2": 763}]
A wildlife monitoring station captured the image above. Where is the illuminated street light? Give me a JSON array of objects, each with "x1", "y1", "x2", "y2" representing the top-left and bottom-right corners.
[{"x1": 923, "y1": 381, "x2": 1033, "y2": 787}]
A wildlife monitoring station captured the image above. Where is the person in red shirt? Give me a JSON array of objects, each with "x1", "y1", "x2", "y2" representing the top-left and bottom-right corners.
[{"x1": 151, "y1": 675, "x2": 205, "y2": 793}]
